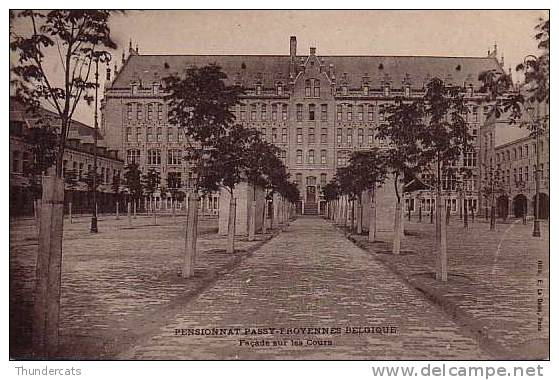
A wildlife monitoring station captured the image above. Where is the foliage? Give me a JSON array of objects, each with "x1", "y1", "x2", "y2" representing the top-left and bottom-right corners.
[
  {"x1": 322, "y1": 180, "x2": 340, "y2": 202},
  {"x1": 164, "y1": 64, "x2": 243, "y2": 149},
  {"x1": 10, "y1": 10, "x2": 118, "y2": 176},
  {"x1": 142, "y1": 169, "x2": 161, "y2": 196},
  {"x1": 123, "y1": 163, "x2": 143, "y2": 200},
  {"x1": 478, "y1": 16, "x2": 549, "y2": 129},
  {"x1": 83, "y1": 168, "x2": 103, "y2": 192}
]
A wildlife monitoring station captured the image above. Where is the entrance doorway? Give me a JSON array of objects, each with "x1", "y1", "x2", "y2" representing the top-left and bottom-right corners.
[
  {"x1": 513, "y1": 194, "x2": 527, "y2": 218},
  {"x1": 497, "y1": 195, "x2": 509, "y2": 219},
  {"x1": 307, "y1": 186, "x2": 316, "y2": 203}
]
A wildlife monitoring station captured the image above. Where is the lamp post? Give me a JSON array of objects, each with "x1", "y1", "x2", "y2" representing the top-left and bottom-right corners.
[
  {"x1": 90, "y1": 56, "x2": 100, "y2": 233},
  {"x1": 523, "y1": 55, "x2": 541, "y2": 237}
]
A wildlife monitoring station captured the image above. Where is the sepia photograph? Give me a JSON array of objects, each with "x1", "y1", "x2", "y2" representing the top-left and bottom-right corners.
[{"x1": 8, "y1": 8, "x2": 550, "y2": 367}]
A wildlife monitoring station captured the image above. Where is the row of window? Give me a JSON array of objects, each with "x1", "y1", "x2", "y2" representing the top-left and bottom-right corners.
[
  {"x1": 125, "y1": 126, "x2": 184, "y2": 143},
  {"x1": 240, "y1": 103, "x2": 482, "y2": 123},
  {"x1": 127, "y1": 149, "x2": 184, "y2": 166},
  {"x1": 294, "y1": 149, "x2": 329, "y2": 165},
  {"x1": 496, "y1": 141, "x2": 545, "y2": 163},
  {"x1": 294, "y1": 174, "x2": 328, "y2": 187},
  {"x1": 489, "y1": 164, "x2": 548, "y2": 186},
  {"x1": 405, "y1": 198, "x2": 479, "y2": 213},
  {"x1": 126, "y1": 102, "x2": 165, "y2": 122},
  {"x1": 61, "y1": 160, "x2": 121, "y2": 185}
]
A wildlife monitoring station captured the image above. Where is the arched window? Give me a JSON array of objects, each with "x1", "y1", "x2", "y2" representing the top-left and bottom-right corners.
[
  {"x1": 309, "y1": 104, "x2": 315, "y2": 121},
  {"x1": 305, "y1": 80, "x2": 311, "y2": 97},
  {"x1": 358, "y1": 128, "x2": 364, "y2": 145},
  {"x1": 320, "y1": 150, "x2": 327, "y2": 164},
  {"x1": 296, "y1": 149, "x2": 303, "y2": 164}
]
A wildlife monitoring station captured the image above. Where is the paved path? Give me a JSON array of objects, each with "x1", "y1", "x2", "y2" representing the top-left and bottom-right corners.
[{"x1": 121, "y1": 217, "x2": 490, "y2": 360}]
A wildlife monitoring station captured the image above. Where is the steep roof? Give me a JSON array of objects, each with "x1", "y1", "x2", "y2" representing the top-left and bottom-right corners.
[
  {"x1": 9, "y1": 99, "x2": 103, "y2": 141},
  {"x1": 111, "y1": 53, "x2": 504, "y2": 89}
]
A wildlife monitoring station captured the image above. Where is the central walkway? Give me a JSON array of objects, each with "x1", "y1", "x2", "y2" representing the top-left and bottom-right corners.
[{"x1": 120, "y1": 217, "x2": 490, "y2": 359}]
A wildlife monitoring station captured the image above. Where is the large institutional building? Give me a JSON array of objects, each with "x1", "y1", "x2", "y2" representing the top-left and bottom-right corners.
[{"x1": 101, "y1": 36, "x2": 521, "y2": 216}]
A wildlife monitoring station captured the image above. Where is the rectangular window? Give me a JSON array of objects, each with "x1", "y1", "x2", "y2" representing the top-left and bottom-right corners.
[
  {"x1": 347, "y1": 105, "x2": 353, "y2": 121},
  {"x1": 261, "y1": 128, "x2": 266, "y2": 142},
  {"x1": 296, "y1": 150, "x2": 302, "y2": 164},
  {"x1": 156, "y1": 127, "x2": 162, "y2": 142},
  {"x1": 272, "y1": 128, "x2": 278, "y2": 143},
  {"x1": 167, "y1": 127, "x2": 174, "y2": 142},
  {"x1": 147, "y1": 103, "x2": 153, "y2": 120},
  {"x1": 337, "y1": 128, "x2": 342, "y2": 144},
  {"x1": 368, "y1": 128, "x2": 374, "y2": 145},
  {"x1": 296, "y1": 104, "x2": 303, "y2": 121},
  {"x1": 296, "y1": 128, "x2": 302, "y2": 144},
  {"x1": 251, "y1": 104, "x2": 257, "y2": 121},
  {"x1": 272, "y1": 104, "x2": 278, "y2": 121},
  {"x1": 357, "y1": 128, "x2": 364, "y2": 145},
  {"x1": 136, "y1": 127, "x2": 142, "y2": 142},
  {"x1": 158, "y1": 104, "x2": 163, "y2": 122},
  {"x1": 282, "y1": 104, "x2": 288, "y2": 120},
  {"x1": 147, "y1": 127, "x2": 153, "y2": 142},
  {"x1": 358, "y1": 105, "x2": 364, "y2": 121},
  {"x1": 261, "y1": 104, "x2": 267, "y2": 121},
  {"x1": 472, "y1": 106, "x2": 479, "y2": 122},
  {"x1": 281, "y1": 128, "x2": 287, "y2": 143},
  {"x1": 125, "y1": 127, "x2": 132, "y2": 142},
  {"x1": 308, "y1": 127, "x2": 315, "y2": 143},
  {"x1": 313, "y1": 80, "x2": 320, "y2": 97},
  {"x1": 321, "y1": 128, "x2": 327, "y2": 144},
  {"x1": 337, "y1": 105, "x2": 342, "y2": 121},
  {"x1": 308, "y1": 150, "x2": 315, "y2": 164},
  {"x1": 305, "y1": 80, "x2": 311, "y2": 97},
  {"x1": 320, "y1": 150, "x2": 327, "y2": 164},
  {"x1": 309, "y1": 104, "x2": 315, "y2": 121},
  {"x1": 379, "y1": 105, "x2": 385, "y2": 121},
  {"x1": 321, "y1": 104, "x2": 328, "y2": 121},
  {"x1": 320, "y1": 173, "x2": 327, "y2": 186},
  {"x1": 136, "y1": 104, "x2": 143, "y2": 120},
  {"x1": 368, "y1": 105, "x2": 374, "y2": 121},
  {"x1": 240, "y1": 104, "x2": 246, "y2": 121},
  {"x1": 347, "y1": 128, "x2": 353, "y2": 145},
  {"x1": 295, "y1": 173, "x2": 302, "y2": 185},
  {"x1": 127, "y1": 103, "x2": 133, "y2": 121}
]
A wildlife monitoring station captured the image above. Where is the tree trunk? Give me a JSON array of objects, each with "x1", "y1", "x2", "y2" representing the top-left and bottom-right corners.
[
  {"x1": 392, "y1": 201, "x2": 402, "y2": 255},
  {"x1": 152, "y1": 197, "x2": 157, "y2": 225},
  {"x1": 262, "y1": 200, "x2": 268, "y2": 234},
  {"x1": 356, "y1": 199, "x2": 363, "y2": 235},
  {"x1": 490, "y1": 195, "x2": 496, "y2": 231},
  {"x1": 68, "y1": 201, "x2": 72, "y2": 224},
  {"x1": 463, "y1": 200, "x2": 468, "y2": 228},
  {"x1": 32, "y1": 175, "x2": 65, "y2": 358},
  {"x1": 181, "y1": 193, "x2": 199, "y2": 278},
  {"x1": 248, "y1": 200, "x2": 256, "y2": 241},
  {"x1": 133, "y1": 200, "x2": 137, "y2": 219},
  {"x1": 226, "y1": 197, "x2": 236, "y2": 254},
  {"x1": 419, "y1": 202, "x2": 422, "y2": 222},
  {"x1": 116, "y1": 201, "x2": 119, "y2": 220},
  {"x1": 127, "y1": 201, "x2": 132, "y2": 227},
  {"x1": 368, "y1": 195, "x2": 376, "y2": 242},
  {"x1": 436, "y1": 195, "x2": 448, "y2": 281}
]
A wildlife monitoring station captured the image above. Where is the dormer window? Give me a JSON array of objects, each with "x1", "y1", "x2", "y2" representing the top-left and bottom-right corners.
[
  {"x1": 277, "y1": 83, "x2": 283, "y2": 96},
  {"x1": 256, "y1": 84, "x2": 262, "y2": 96},
  {"x1": 404, "y1": 85, "x2": 411, "y2": 97},
  {"x1": 131, "y1": 82, "x2": 139, "y2": 95},
  {"x1": 468, "y1": 84, "x2": 474, "y2": 97},
  {"x1": 383, "y1": 84, "x2": 390, "y2": 97},
  {"x1": 153, "y1": 82, "x2": 160, "y2": 94},
  {"x1": 305, "y1": 80, "x2": 311, "y2": 97},
  {"x1": 342, "y1": 86, "x2": 348, "y2": 96},
  {"x1": 363, "y1": 86, "x2": 369, "y2": 96}
]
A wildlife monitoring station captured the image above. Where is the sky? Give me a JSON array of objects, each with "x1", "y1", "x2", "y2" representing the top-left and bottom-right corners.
[{"x1": 10, "y1": 10, "x2": 549, "y2": 125}]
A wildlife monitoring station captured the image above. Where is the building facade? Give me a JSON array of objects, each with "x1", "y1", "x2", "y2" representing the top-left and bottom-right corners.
[
  {"x1": 102, "y1": 37, "x2": 505, "y2": 215},
  {"x1": 9, "y1": 100, "x2": 124, "y2": 217},
  {"x1": 479, "y1": 101, "x2": 550, "y2": 219}
]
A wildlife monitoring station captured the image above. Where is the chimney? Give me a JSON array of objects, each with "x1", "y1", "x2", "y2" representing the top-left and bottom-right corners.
[{"x1": 290, "y1": 36, "x2": 297, "y2": 59}]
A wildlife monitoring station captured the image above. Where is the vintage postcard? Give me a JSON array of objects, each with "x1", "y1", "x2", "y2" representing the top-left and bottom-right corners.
[{"x1": 9, "y1": 9, "x2": 549, "y2": 365}]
